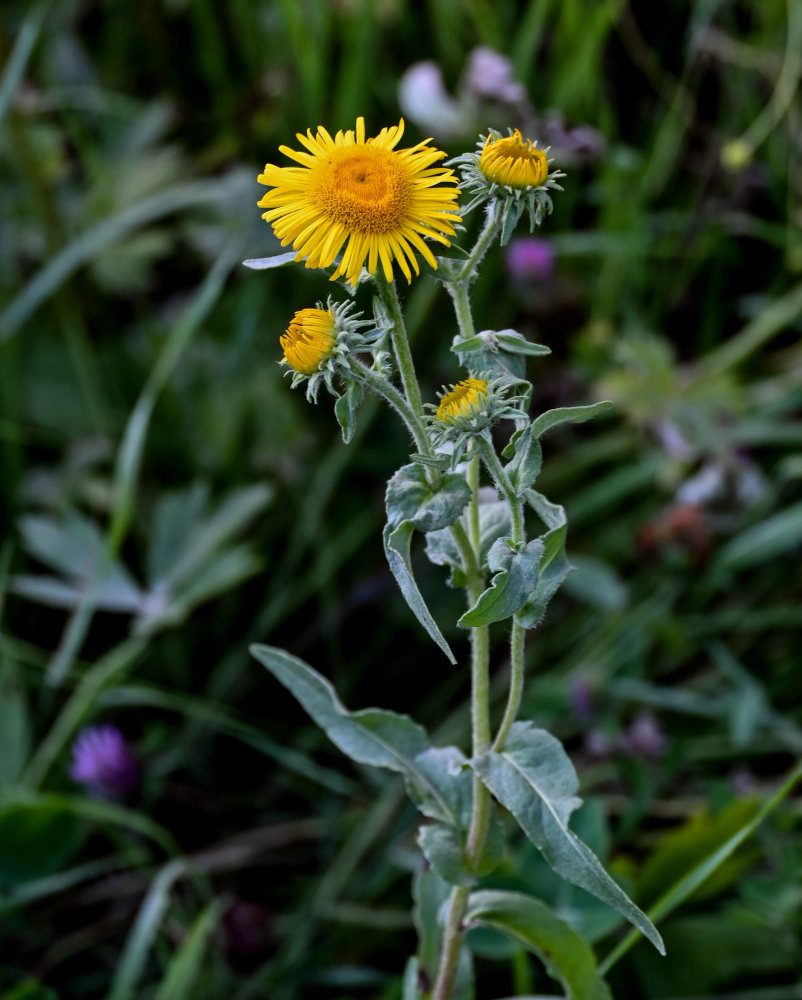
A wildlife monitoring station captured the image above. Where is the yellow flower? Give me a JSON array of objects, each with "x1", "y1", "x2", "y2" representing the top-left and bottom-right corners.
[
  {"x1": 257, "y1": 118, "x2": 460, "y2": 286},
  {"x1": 436, "y1": 378, "x2": 488, "y2": 424},
  {"x1": 281, "y1": 307, "x2": 337, "y2": 375},
  {"x1": 479, "y1": 129, "x2": 548, "y2": 189}
]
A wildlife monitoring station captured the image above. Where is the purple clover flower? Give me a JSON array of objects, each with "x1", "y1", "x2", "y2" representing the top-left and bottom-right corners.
[
  {"x1": 69, "y1": 724, "x2": 139, "y2": 800},
  {"x1": 505, "y1": 237, "x2": 555, "y2": 283}
]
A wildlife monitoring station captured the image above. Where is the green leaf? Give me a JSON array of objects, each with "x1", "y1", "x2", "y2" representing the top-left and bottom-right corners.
[
  {"x1": 402, "y1": 957, "x2": 422, "y2": 1000},
  {"x1": 334, "y1": 382, "x2": 364, "y2": 445},
  {"x1": 530, "y1": 401, "x2": 613, "y2": 438},
  {"x1": 152, "y1": 901, "x2": 221, "y2": 1000},
  {"x1": 418, "y1": 823, "x2": 474, "y2": 886},
  {"x1": 524, "y1": 489, "x2": 568, "y2": 570},
  {"x1": 386, "y1": 464, "x2": 471, "y2": 533},
  {"x1": 383, "y1": 465, "x2": 470, "y2": 659},
  {"x1": 0, "y1": 799, "x2": 84, "y2": 885},
  {"x1": 494, "y1": 331, "x2": 551, "y2": 356},
  {"x1": 425, "y1": 496, "x2": 512, "y2": 588},
  {"x1": 516, "y1": 551, "x2": 573, "y2": 629},
  {"x1": 465, "y1": 890, "x2": 612, "y2": 1000},
  {"x1": 250, "y1": 645, "x2": 463, "y2": 823},
  {"x1": 471, "y1": 722, "x2": 664, "y2": 954},
  {"x1": 503, "y1": 426, "x2": 543, "y2": 496},
  {"x1": 384, "y1": 523, "x2": 456, "y2": 663},
  {"x1": 241, "y1": 251, "x2": 298, "y2": 269},
  {"x1": 459, "y1": 538, "x2": 543, "y2": 628}
]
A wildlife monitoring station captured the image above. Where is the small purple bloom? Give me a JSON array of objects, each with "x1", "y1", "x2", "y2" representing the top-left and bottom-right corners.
[
  {"x1": 69, "y1": 724, "x2": 139, "y2": 799},
  {"x1": 505, "y1": 237, "x2": 555, "y2": 283},
  {"x1": 622, "y1": 712, "x2": 667, "y2": 759}
]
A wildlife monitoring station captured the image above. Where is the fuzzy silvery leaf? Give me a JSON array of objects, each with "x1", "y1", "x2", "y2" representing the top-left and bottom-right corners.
[
  {"x1": 384, "y1": 465, "x2": 470, "y2": 660},
  {"x1": 418, "y1": 823, "x2": 475, "y2": 886},
  {"x1": 384, "y1": 522, "x2": 456, "y2": 663},
  {"x1": 410, "y1": 452, "x2": 452, "y2": 471},
  {"x1": 471, "y1": 722, "x2": 664, "y2": 954},
  {"x1": 459, "y1": 537, "x2": 543, "y2": 628},
  {"x1": 334, "y1": 382, "x2": 364, "y2": 444},
  {"x1": 503, "y1": 426, "x2": 543, "y2": 496},
  {"x1": 452, "y1": 340, "x2": 526, "y2": 381},
  {"x1": 241, "y1": 251, "x2": 298, "y2": 269},
  {"x1": 494, "y1": 331, "x2": 551, "y2": 356},
  {"x1": 410, "y1": 746, "x2": 473, "y2": 828},
  {"x1": 250, "y1": 645, "x2": 462, "y2": 822},
  {"x1": 516, "y1": 550, "x2": 573, "y2": 629},
  {"x1": 424, "y1": 527, "x2": 465, "y2": 588},
  {"x1": 464, "y1": 890, "x2": 613, "y2": 1000},
  {"x1": 531, "y1": 400, "x2": 613, "y2": 438},
  {"x1": 525, "y1": 489, "x2": 567, "y2": 569},
  {"x1": 386, "y1": 464, "x2": 471, "y2": 533}
]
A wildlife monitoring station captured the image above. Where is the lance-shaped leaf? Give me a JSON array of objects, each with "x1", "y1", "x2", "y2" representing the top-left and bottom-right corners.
[
  {"x1": 251, "y1": 645, "x2": 465, "y2": 825},
  {"x1": 459, "y1": 537, "x2": 543, "y2": 628},
  {"x1": 465, "y1": 890, "x2": 612, "y2": 1000},
  {"x1": 531, "y1": 401, "x2": 613, "y2": 438},
  {"x1": 384, "y1": 465, "x2": 471, "y2": 661},
  {"x1": 471, "y1": 722, "x2": 664, "y2": 954},
  {"x1": 384, "y1": 523, "x2": 456, "y2": 663},
  {"x1": 451, "y1": 329, "x2": 550, "y2": 358},
  {"x1": 502, "y1": 426, "x2": 543, "y2": 496}
]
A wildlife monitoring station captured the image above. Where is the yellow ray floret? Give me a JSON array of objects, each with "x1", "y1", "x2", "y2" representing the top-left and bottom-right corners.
[
  {"x1": 258, "y1": 118, "x2": 461, "y2": 286},
  {"x1": 479, "y1": 130, "x2": 549, "y2": 189},
  {"x1": 281, "y1": 308, "x2": 337, "y2": 375},
  {"x1": 436, "y1": 378, "x2": 489, "y2": 424}
]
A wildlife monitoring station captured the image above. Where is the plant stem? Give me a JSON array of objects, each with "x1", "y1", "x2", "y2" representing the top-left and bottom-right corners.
[
  {"x1": 492, "y1": 619, "x2": 526, "y2": 751},
  {"x1": 457, "y1": 203, "x2": 502, "y2": 284},
  {"x1": 432, "y1": 512, "x2": 490, "y2": 1000},
  {"x1": 374, "y1": 273, "x2": 425, "y2": 418},
  {"x1": 355, "y1": 361, "x2": 430, "y2": 455},
  {"x1": 475, "y1": 436, "x2": 528, "y2": 753}
]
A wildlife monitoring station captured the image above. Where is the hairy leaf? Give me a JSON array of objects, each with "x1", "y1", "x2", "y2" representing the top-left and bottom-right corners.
[
  {"x1": 251, "y1": 645, "x2": 466, "y2": 823},
  {"x1": 384, "y1": 523, "x2": 456, "y2": 662},
  {"x1": 472, "y1": 723, "x2": 664, "y2": 954},
  {"x1": 459, "y1": 538, "x2": 543, "y2": 628},
  {"x1": 465, "y1": 890, "x2": 612, "y2": 1000},
  {"x1": 531, "y1": 401, "x2": 613, "y2": 438}
]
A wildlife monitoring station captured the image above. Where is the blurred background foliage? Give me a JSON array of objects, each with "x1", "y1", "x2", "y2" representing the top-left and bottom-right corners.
[{"x1": 0, "y1": 0, "x2": 801, "y2": 997}]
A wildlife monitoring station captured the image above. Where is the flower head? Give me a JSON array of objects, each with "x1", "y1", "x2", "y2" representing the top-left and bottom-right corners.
[
  {"x1": 279, "y1": 298, "x2": 386, "y2": 403},
  {"x1": 258, "y1": 118, "x2": 461, "y2": 286},
  {"x1": 479, "y1": 129, "x2": 549, "y2": 188},
  {"x1": 281, "y1": 307, "x2": 337, "y2": 375},
  {"x1": 427, "y1": 373, "x2": 528, "y2": 466},
  {"x1": 436, "y1": 378, "x2": 488, "y2": 424},
  {"x1": 450, "y1": 128, "x2": 565, "y2": 242},
  {"x1": 69, "y1": 724, "x2": 139, "y2": 800}
]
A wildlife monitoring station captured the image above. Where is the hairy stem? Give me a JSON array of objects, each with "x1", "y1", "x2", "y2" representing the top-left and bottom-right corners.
[
  {"x1": 374, "y1": 273, "x2": 426, "y2": 419},
  {"x1": 475, "y1": 438, "x2": 529, "y2": 753}
]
